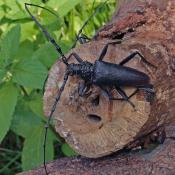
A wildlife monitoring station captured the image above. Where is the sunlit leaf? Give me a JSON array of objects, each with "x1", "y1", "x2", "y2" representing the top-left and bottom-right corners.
[
  {"x1": 0, "y1": 6, "x2": 5, "y2": 19},
  {"x1": 47, "y1": 0, "x2": 81, "y2": 17},
  {"x1": 6, "y1": 10, "x2": 27, "y2": 20},
  {"x1": 21, "y1": 22, "x2": 37, "y2": 41},
  {"x1": 39, "y1": 6, "x2": 61, "y2": 26}
]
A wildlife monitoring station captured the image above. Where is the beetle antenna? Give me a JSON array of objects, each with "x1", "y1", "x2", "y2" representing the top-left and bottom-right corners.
[
  {"x1": 43, "y1": 71, "x2": 69, "y2": 175},
  {"x1": 25, "y1": 3, "x2": 68, "y2": 65},
  {"x1": 71, "y1": 0, "x2": 109, "y2": 48}
]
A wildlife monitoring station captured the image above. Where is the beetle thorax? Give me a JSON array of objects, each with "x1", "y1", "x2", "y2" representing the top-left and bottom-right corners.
[{"x1": 67, "y1": 61, "x2": 93, "y2": 81}]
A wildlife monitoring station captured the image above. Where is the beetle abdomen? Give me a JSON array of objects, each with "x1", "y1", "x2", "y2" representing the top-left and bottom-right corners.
[{"x1": 93, "y1": 60, "x2": 150, "y2": 87}]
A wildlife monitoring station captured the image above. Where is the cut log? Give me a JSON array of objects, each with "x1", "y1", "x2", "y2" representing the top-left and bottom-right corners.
[
  {"x1": 19, "y1": 0, "x2": 175, "y2": 174},
  {"x1": 43, "y1": 39, "x2": 156, "y2": 158}
]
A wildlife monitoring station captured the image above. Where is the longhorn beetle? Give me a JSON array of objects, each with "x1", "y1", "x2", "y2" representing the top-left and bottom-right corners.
[{"x1": 25, "y1": 2, "x2": 155, "y2": 175}]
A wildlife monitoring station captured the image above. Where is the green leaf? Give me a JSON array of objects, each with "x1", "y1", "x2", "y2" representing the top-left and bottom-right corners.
[
  {"x1": 15, "y1": 40, "x2": 34, "y2": 61},
  {"x1": 22, "y1": 125, "x2": 54, "y2": 170},
  {"x1": 11, "y1": 100, "x2": 56, "y2": 170},
  {"x1": 21, "y1": 22, "x2": 37, "y2": 41},
  {"x1": 61, "y1": 143, "x2": 78, "y2": 157},
  {"x1": 4, "y1": 0, "x2": 19, "y2": 9},
  {"x1": 6, "y1": 10, "x2": 27, "y2": 20},
  {"x1": 0, "y1": 83, "x2": 18, "y2": 143},
  {"x1": 32, "y1": 43, "x2": 58, "y2": 68},
  {"x1": 11, "y1": 101, "x2": 56, "y2": 170},
  {"x1": 39, "y1": 6, "x2": 61, "y2": 26},
  {"x1": 0, "y1": 69, "x2": 6, "y2": 83},
  {"x1": 47, "y1": 0, "x2": 81, "y2": 17},
  {"x1": 32, "y1": 42, "x2": 70, "y2": 68},
  {"x1": 0, "y1": 25, "x2": 20, "y2": 66},
  {"x1": 12, "y1": 58, "x2": 47, "y2": 89},
  {"x1": 11, "y1": 107, "x2": 42, "y2": 138},
  {"x1": 28, "y1": 94, "x2": 44, "y2": 118},
  {"x1": 0, "y1": 6, "x2": 5, "y2": 19},
  {"x1": 0, "y1": 1, "x2": 4, "y2": 5}
]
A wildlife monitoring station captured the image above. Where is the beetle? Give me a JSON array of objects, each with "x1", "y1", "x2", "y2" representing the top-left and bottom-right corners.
[{"x1": 25, "y1": 2, "x2": 155, "y2": 175}]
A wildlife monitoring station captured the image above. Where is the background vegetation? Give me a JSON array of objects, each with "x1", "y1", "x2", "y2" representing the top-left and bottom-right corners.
[{"x1": 0, "y1": 0, "x2": 116, "y2": 174}]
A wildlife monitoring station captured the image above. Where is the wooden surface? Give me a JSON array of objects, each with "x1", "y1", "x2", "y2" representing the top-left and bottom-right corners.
[
  {"x1": 20, "y1": 0, "x2": 175, "y2": 174},
  {"x1": 43, "y1": 39, "x2": 154, "y2": 157},
  {"x1": 19, "y1": 138, "x2": 175, "y2": 175}
]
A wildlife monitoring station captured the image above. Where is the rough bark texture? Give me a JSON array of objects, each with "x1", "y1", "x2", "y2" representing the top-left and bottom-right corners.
[
  {"x1": 18, "y1": 139, "x2": 175, "y2": 175},
  {"x1": 19, "y1": 0, "x2": 175, "y2": 174}
]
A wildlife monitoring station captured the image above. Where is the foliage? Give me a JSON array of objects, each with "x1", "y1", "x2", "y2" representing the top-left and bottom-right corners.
[{"x1": 0, "y1": 0, "x2": 116, "y2": 174}]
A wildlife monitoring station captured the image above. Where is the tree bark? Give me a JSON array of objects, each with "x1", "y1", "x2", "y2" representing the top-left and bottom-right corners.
[{"x1": 19, "y1": 0, "x2": 175, "y2": 174}]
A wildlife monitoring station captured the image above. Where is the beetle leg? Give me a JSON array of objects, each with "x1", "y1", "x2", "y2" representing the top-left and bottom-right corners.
[
  {"x1": 98, "y1": 40, "x2": 122, "y2": 61},
  {"x1": 100, "y1": 86, "x2": 135, "y2": 109},
  {"x1": 72, "y1": 34, "x2": 91, "y2": 48},
  {"x1": 115, "y1": 86, "x2": 135, "y2": 108},
  {"x1": 78, "y1": 81, "x2": 91, "y2": 96},
  {"x1": 119, "y1": 51, "x2": 156, "y2": 68},
  {"x1": 137, "y1": 84, "x2": 155, "y2": 93},
  {"x1": 78, "y1": 34, "x2": 91, "y2": 44},
  {"x1": 66, "y1": 52, "x2": 83, "y2": 63},
  {"x1": 99, "y1": 86, "x2": 112, "y2": 98},
  {"x1": 115, "y1": 85, "x2": 155, "y2": 107},
  {"x1": 71, "y1": 33, "x2": 91, "y2": 49},
  {"x1": 126, "y1": 84, "x2": 155, "y2": 103},
  {"x1": 43, "y1": 52, "x2": 83, "y2": 94},
  {"x1": 127, "y1": 88, "x2": 139, "y2": 99}
]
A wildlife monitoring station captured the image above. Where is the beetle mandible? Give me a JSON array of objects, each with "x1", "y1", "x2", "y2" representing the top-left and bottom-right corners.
[{"x1": 25, "y1": 2, "x2": 155, "y2": 175}]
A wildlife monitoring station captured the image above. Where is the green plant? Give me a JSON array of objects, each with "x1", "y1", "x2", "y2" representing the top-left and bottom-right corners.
[{"x1": 0, "y1": 0, "x2": 116, "y2": 174}]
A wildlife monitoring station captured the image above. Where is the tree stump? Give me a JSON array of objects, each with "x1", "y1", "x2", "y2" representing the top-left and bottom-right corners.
[
  {"x1": 43, "y1": 39, "x2": 156, "y2": 158},
  {"x1": 19, "y1": 0, "x2": 175, "y2": 174}
]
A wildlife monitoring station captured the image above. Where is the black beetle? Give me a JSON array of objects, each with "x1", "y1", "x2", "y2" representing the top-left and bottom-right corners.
[{"x1": 25, "y1": 3, "x2": 155, "y2": 175}]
